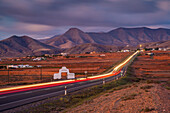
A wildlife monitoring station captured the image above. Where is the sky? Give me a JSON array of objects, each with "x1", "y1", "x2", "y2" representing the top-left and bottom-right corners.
[{"x1": 0, "y1": 0, "x2": 170, "y2": 40}]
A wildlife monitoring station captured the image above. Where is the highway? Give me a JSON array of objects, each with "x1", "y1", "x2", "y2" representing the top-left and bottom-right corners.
[{"x1": 0, "y1": 51, "x2": 139, "y2": 111}]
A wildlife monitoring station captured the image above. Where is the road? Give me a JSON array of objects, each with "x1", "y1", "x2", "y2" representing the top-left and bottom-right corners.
[{"x1": 0, "y1": 51, "x2": 139, "y2": 111}]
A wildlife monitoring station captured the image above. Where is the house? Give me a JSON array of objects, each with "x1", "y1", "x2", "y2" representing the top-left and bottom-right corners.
[
  {"x1": 36, "y1": 65, "x2": 42, "y2": 68},
  {"x1": 7, "y1": 65, "x2": 18, "y2": 69},
  {"x1": 100, "y1": 54, "x2": 106, "y2": 57},
  {"x1": 145, "y1": 53, "x2": 154, "y2": 56},
  {"x1": 61, "y1": 53, "x2": 68, "y2": 56},
  {"x1": 33, "y1": 57, "x2": 45, "y2": 61},
  {"x1": 121, "y1": 49, "x2": 130, "y2": 52},
  {"x1": 90, "y1": 51, "x2": 96, "y2": 54},
  {"x1": 7, "y1": 64, "x2": 33, "y2": 69}
]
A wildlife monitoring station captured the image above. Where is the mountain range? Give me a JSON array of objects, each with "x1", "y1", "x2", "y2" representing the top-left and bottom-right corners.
[
  {"x1": 41, "y1": 27, "x2": 170, "y2": 49},
  {"x1": 0, "y1": 27, "x2": 170, "y2": 57}
]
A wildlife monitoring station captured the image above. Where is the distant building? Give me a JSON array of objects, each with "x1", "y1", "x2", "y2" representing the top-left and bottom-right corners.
[
  {"x1": 163, "y1": 48, "x2": 167, "y2": 51},
  {"x1": 61, "y1": 53, "x2": 68, "y2": 56},
  {"x1": 145, "y1": 53, "x2": 154, "y2": 56},
  {"x1": 121, "y1": 49, "x2": 130, "y2": 52},
  {"x1": 33, "y1": 57, "x2": 45, "y2": 61},
  {"x1": 7, "y1": 64, "x2": 33, "y2": 69},
  {"x1": 100, "y1": 54, "x2": 106, "y2": 57},
  {"x1": 90, "y1": 51, "x2": 96, "y2": 54},
  {"x1": 7, "y1": 65, "x2": 18, "y2": 69},
  {"x1": 36, "y1": 65, "x2": 42, "y2": 68},
  {"x1": 44, "y1": 54, "x2": 50, "y2": 57}
]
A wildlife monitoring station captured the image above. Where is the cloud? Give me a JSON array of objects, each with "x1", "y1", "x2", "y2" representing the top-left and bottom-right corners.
[
  {"x1": 17, "y1": 23, "x2": 55, "y2": 32},
  {"x1": 0, "y1": 0, "x2": 170, "y2": 40},
  {"x1": 0, "y1": 0, "x2": 162, "y2": 26},
  {"x1": 157, "y1": 1, "x2": 170, "y2": 11},
  {"x1": 105, "y1": 0, "x2": 159, "y2": 14}
]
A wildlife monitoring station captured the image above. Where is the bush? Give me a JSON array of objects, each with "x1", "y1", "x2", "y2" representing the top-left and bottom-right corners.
[
  {"x1": 140, "y1": 85, "x2": 153, "y2": 90},
  {"x1": 121, "y1": 93, "x2": 137, "y2": 101},
  {"x1": 142, "y1": 107, "x2": 155, "y2": 112}
]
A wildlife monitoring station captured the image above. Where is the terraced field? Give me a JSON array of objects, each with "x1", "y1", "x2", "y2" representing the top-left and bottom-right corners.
[
  {"x1": 0, "y1": 52, "x2": 131, "y2": 85},
  {"x1": 131, "y1": 51, "x2": 170, "y2": 82}
]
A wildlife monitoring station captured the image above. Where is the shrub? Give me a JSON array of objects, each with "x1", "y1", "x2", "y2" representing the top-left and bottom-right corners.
[
  {"x1": 140, "y1": 85, "x2": 153, "y2": 90},
  {"x1": 121, "y1": 93, "x2": 137, "y2": 101},
  {"x1": 142, "y1": 107, "x2": 155, "y2": 112}
]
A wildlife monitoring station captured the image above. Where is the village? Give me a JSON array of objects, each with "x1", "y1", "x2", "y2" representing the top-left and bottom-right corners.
[{"x1": 0, "y1": 46, "x2": 168, "y2": 86}]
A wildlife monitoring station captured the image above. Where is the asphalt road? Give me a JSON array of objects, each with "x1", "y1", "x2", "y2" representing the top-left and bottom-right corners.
[
  {"x1": 0, "y1": 52, "x2": 138, "y2": 111},
  {"x1": 0, "y1": 71, "x2": 124, "y2": 111}
]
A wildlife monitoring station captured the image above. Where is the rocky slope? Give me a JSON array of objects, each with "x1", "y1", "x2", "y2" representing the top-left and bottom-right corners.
[
  {"x1": 43, "y1": 27, "x2": 170, "y2": 49},
  {"x1": 0, "y1": 35, "x2": 61, "y2": 57},
  {"x1": 141, "y1": 40, "x2": 170, "y2": 48},
  {"x1": 43, "y1": 28, "x2": 94, "y2": 48},
  {"x1": 1, "y1": 27, "x2": 170, "y2": 57},
  {"x1": 63, "y1": 43, "x2": 121, "y2": 54}
]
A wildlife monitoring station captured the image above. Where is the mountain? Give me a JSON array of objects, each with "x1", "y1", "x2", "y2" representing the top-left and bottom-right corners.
[
  {"x1": 43, "y1": 27, "x2": 170, "y2": 49},
  {"x1": 1, "y1": 27, "x2": 170, "y2": 57},
  {"x1": 140, "y1": 40, "x2": 170, "y2": 48},
  {"x1": 63, "y1": 43, "x2": 121, "y2": 54},
  {"x1": 43, "y1": 28, "x2": 94, "y2": 48},
  {"x1": 0, "y1": 35, "x2": 61, "y2": 57}
]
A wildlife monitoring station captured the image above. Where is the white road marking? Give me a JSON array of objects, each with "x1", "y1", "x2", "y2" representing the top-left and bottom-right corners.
[
  {"x1": 0, "y1": 96, "x2": 7, "y2": 99},
  {"x1": 24, "y1": 91, "x2": 33, "y2": 94}
]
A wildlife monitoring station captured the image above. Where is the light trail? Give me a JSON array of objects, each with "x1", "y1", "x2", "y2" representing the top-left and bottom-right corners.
[{"x1": 0, "y1": 51, "x2": 139, "y2": 95}]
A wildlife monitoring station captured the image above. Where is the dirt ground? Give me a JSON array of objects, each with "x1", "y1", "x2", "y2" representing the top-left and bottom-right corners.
[
  {"x1": 1, "y1": 51, "x2": 169, "y2": 113},
  {"x1": 131, "y1": 51, "x2": 170, "y2": 82},
  {"x1": 63, "y1": 51, "x2": 170, "y2": 113},
  {"x1": 64, "y1": 83, "x2": 169, "y2": 113},
  {"x1": 0, "y1": 52, "x2": 131, "y2": 85}
]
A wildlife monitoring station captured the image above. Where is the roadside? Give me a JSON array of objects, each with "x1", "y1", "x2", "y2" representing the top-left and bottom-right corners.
[
  {"x1": 61, "y1": 51, "x2": 170, "y2": 113},
  {"x1": 64, "y1": 82, "x2": 169, "y2": 113},
  {"x1": 1, "y1": 53, "x2": 137, "y2": 113},
  {"x1": 2, "y1": 51, "x2": 169, "y2": 113}
]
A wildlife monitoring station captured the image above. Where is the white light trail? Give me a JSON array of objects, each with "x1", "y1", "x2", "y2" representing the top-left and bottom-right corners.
[{"x1": 0, "y1": 51, "x2": 139, "y2": 93}]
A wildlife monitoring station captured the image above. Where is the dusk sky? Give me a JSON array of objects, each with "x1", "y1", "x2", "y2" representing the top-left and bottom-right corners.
[{"x1": 0, "y1": 0, "x2": 170, "y2": 40}]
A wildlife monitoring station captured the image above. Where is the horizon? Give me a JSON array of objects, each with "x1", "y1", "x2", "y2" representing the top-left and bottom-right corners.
[
  {"x1": 1, "y1": 26, "x2": 170, "y2": 41},
  {"x1": 0, "y1": 0, "x2": 170, "y2": 40}
]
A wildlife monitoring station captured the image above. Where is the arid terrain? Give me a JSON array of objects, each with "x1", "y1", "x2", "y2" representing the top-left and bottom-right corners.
[
  {"x1": 0, "y1": 52, "x2": 131, "y2": 86},
  {"x1": 65, "y1": 83, "x2": 169, "y2": 113},
  {"x1": 1, "y1": 50, "x2": 169, "y2": 113},
  {"x1": 62, "y1": 51, "x2": 170, "y2": 113},
  {"x1": 132, "y1": 51, "x2": 170, "y2": 82}
]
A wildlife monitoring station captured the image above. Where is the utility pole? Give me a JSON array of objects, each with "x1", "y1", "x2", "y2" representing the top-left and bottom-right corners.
[
  {"x1": 8, "y1": 68, "x2": 10, "y2": 83},
  {"x1": 40, "y1": 66, "x2": 42, "y2": 81},
  {"x1": 84, "y1": 71, "x2": 87, "y2": 78}
]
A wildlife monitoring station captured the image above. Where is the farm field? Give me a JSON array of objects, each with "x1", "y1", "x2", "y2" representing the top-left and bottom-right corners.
[
  {"x1": 0, "y1": 52, "x2": 131, "y2": 86},
  {"x1": 59, "y1": 51, "x2": 170, "y2": 113},
  {"x1": 131, "y1": 51, "x2": 170, "y2": 82}
]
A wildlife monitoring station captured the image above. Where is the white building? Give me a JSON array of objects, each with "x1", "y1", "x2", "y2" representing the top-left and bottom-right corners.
[
  {"x1": 61, "y1": 53, "x2": 68, "y2": 56},
  {"x1": 8, "y1": 64, "x2": 33, "y2": 69},
  {"x1": 7, "y1": 65, "x2": 18, "y2": 69},
  {"x1": 33, "y1": 57, "x2": 45, "y2": 61},
  {"x1": 54, "y1": 66, "x2": 75, "y2": 79},
  {"x1": 121, "y1": 49, "x2": 130, "y2": 52}
]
